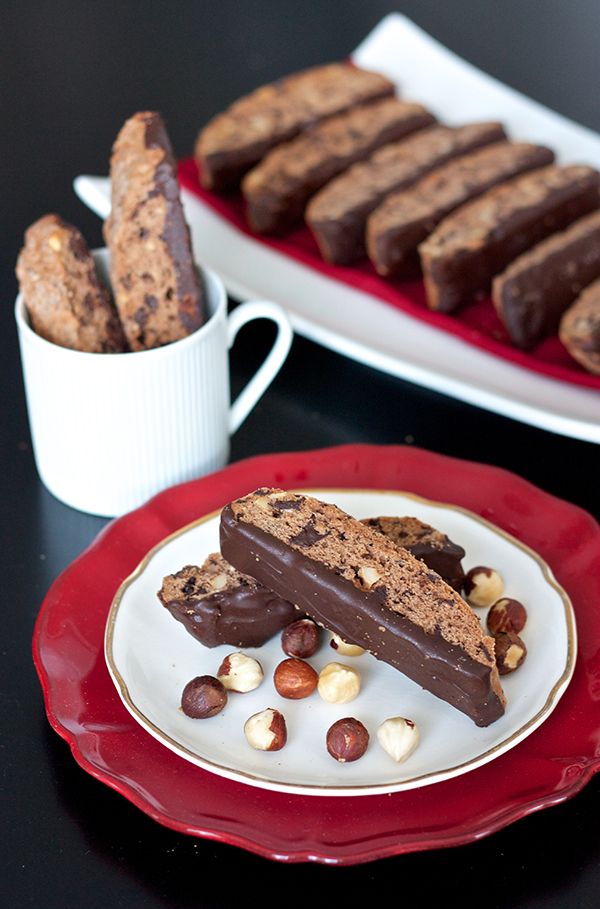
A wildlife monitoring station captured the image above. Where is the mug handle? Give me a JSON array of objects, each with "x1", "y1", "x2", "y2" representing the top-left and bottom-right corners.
[{"x1": 227, "y1": 301, "x2": 293, "y2": 434}]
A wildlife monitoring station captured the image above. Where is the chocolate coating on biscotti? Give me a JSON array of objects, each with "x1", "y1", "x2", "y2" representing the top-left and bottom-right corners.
[
  {"x1": 195, "y1": 63, "x2": 395, "y2": 191},
  {"x1": 362, "y1": 516, "x2": 465, "y2": 591},
  {"x1": 420, "y1": 164, "x2": 600, "y2": 313},
  {"x1": 220, "y1": 489, "x2": 505, "y2": 726},
  {"x1": 367, "y1": 141, "x2": 554, "y2": 278},
  {"x1": 158, "y1": 553, "x2": 299, "y2": 648},
  {"x1": 16, "y1": 214, "x2": 126, "y2": 352},
  {"x1": 242, "y1": 98, "x2": 435, "y2": 235},
  {"x1": 492, "y1": 209, "x2": 600, "y2": 349},
  {"x1": 104, "y1": 111, "x2": 205, "y2": 350},
  {"x1": 559, "y1": 278, "x2": 600, "y2": 374},
  {"x1": 307, "y1": 122, "x2": 506, "y2": 265}
]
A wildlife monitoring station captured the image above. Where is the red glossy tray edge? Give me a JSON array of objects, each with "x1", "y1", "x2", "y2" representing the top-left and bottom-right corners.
[{"x1": 32, "y1": 444, "x2": 600, "y2": 865}]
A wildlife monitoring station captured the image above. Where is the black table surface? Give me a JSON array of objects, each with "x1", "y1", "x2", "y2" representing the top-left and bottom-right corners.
[{"x1": 2, "y1": 1, "x2": 599, "y2": 905}]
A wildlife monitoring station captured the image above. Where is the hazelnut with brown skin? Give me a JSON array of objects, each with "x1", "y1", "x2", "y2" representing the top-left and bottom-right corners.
[
  {"x1": 494, "y1": 630, "x2": 527, "y2": 674},
  {"x1": 463, "y1": 566, "x2": 504, "y2": 607},
  {"x1": 326, "y1": 717, "x2": 369, "y2": 762},
  {"x1": 274, "y1": 658, "x2": 318, "y2": 699},
  {"x1": 181, "y1": 675, "x2": 227, "y2": 718},
  {"x1": 244, "y1": 708, "x2": 287, "y2": 751},
  {"x1": 281, "y1": 618, "x2": 320, "y2": 658},
  {"x1": 487, "y1": 598, "x2": 527, "y2": 634}
]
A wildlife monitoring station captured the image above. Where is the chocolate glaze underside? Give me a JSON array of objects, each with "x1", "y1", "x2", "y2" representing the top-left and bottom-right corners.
[{"x1": 220, "y1": 506, "x2": 504, "y2": 726}]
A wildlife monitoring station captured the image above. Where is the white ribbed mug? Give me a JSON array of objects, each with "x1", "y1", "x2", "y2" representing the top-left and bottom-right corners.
[{"x1": 15, "y1": 249, "x2": 293, "y2": 516}]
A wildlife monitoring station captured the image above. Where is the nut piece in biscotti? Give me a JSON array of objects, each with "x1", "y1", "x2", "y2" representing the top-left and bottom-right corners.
[
  {"x1": 104, "y1": 111, "x2": 205, "y2": 350},
  {"x1": 420, "y1": 164, "x2": 600, "y2": 314},
  {"x1": 195, "y1": 63, "x2": 395, "y2": 191},
  {"x1": 366, "y1": 142, "x2": 555, "y2": 278},
  {"x1": 16, "y1": 214, "x2": 126, "y2": 352},
  {"x1": 158, "y1": 553, "x2": 298, "y2": 648},
  {"x1": 559, "y1": 278, "x2": 600, "y2": 374},
  {"x1": 242, "y1": 98, "x2": 435, "y2": 235},
  {"x1": 362, "y1": 515, "x2": 465, "y2": 591},
  {"x1": 306, "y1": 122, "x2": 506, "y2": 265},
  {"x1": 220, "y1": 488, "x2": 506, "y2": 727},
  {"x1": 492, "y1": 209, "x2": 600, "y2": 349}
]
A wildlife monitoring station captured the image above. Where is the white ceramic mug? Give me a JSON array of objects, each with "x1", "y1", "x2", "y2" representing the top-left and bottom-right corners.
[{"x1": 15, "y1": 249, "x2": 293, "y2": 517}]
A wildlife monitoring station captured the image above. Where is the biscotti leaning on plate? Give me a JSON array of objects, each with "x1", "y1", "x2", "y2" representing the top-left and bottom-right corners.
[
  {"x1": 195, "y1": 62, "x2": 396, "y2": 191},
  {"x1": 16, "y1": 214, "x2": 127, "y2": 353},
  {"x1": 559, "y1": 278, "x2": 600, "y2": 375},
  {"x1": 220, "y1": 488, "x2": 506, "y2": 727},
  {"x1": 104, "y1": 111, "x2": 206, "y2": 351}
]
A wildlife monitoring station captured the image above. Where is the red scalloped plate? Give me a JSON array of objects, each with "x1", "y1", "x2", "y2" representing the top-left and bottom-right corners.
[{"x1": 33, "y1": 445, "x2": 600, "y2": 865}]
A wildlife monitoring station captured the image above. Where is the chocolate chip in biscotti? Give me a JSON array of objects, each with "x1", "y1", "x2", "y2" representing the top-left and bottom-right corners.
[
  {"x1": 361, "y1": 515, "x2": 465, "y2": 591},
  {"x1": 104, "y1": 111, "x2": 205, "y2": 350},
  {"x1": 559, "y1": 277, "x2": 600, "y2": 375},
  {"x1": 242, "y1": 97, "x2": 435, "y2": 235},
  {"x1": 419, "y1": 164, "x2": 600, "y2": 314},
  {"x1": 16, "y1": 214, "x2": 127, "y2": 353},
  {"x1": 220, "y1": 488, "x2": 506, "y2": 727},
  {"x1": 195, "y1": 62, "x2": 395, "y2": 192}
]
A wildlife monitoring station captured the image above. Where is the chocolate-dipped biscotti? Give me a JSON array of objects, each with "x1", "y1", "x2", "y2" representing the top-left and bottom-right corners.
[
  {"x1": 362, "y1": 515, "x2": 465, "y2": 591},
  {"x1": 306, "y1": 122, "x2": 506, "y2": 265},
  {"x1": 492, "y1": 209, "x2": 600, "y2": 349},
  {"x1": 242, "y1": 98, "x2": 435, "y2": 234},
  {"x1": 16, "y1": 214, "x2": 126, "y2": 353},
  {"x1": 220, "y1": 489, "x2": 506, "y2": 726},
  {"x1": 559, "y1": 278, "x2": 600, "y2": 374},
  {"x1": 195, "y1": 63, "x2": 395, "y2": 192},
  {"x1": 104, "y1": 111, "x2": 205, "y2": 351},
  {"x1": 366, "y1": 141, "x2": 554, "y2": 277},
  {"x1": 420, "y1": 164, "x2": 600, "y2": 313},
  {"x1": 158, "y1": 553, "x2": 299, "y2": 648}
]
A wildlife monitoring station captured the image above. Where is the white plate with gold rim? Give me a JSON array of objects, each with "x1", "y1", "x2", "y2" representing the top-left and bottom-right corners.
[{"x1": 105, "y1": 489, "x2": 576, "y2": 796}]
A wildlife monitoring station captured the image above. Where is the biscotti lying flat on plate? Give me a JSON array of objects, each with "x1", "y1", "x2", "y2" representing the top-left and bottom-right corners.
[
  {"x1": 362, "y1": 515, "x2": 465, "y2": 591},
  {"x1": 195, "y1": 63, "x2": 395, "y2": 192},
  {"x1": 242, "y1": 98, "x2": 435, "y2": 235},
  {"x1": 492, "y1": 209, "x2": 600, "y2": 349},
  {"x1": 306, "y1": 122, "x2": 506, "y2": 265},
  {"x1": 158, "y1": 553, "x2": 298, "y2": 648},
  {"x1": 559, "y1": 278, "x2": 600, "y2": 375},
  {"x1": 16, "y1": 214, "x2": 127, "y2": 353},
  {"x1": 220, "y1": 488, "x2": 506, "y2": 726},
  {"x1": 104, "y1": 111, "x2": 205, "y2": 351},
  {"x1": 366, "y1": 141, "x2": 555, "y2": 278},
  {"x1": 420, "y1": 164, "x2": 600, "y2": 314}
]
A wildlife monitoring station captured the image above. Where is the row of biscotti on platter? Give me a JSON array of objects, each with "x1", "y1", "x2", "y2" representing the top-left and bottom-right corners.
[
  {"x1": 16, "y1": 112, "x2": 203, "y2": 353},
  {"x1": 159, "y1": 488, "x2": 530, "y2": 752},
  {"x1": 194, "y1": 62, "x2": 600, "y2": 373}
]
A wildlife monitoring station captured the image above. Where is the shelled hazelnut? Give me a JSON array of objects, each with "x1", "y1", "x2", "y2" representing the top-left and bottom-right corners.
[
  {"x1": 326, "y1": 717, "x2": 369, "y2": 762},
  {"x1": 330, "y1": 633, "x2": 366, "y2": 657},
  {"x1": 217, "y1": 652, "x2": 264, "y2": 692},
  {"x1": 376, "y1": 716, "x2": 420, "y2": 763},
  {"x1": 281, "y1": 618, "x2": 320, "y2": 658},
  {"x1": 274, "y1": 658, "x2": 318, "y2": 699},
  {"x1": 463, "y1": 566, "x2": 504, "y2": 607},
  {"x1": 317, "y1": 662, "x2": 361, "y2": 704},
  {"x1": 244, "y1": 708, "x2": 287, "y2": 751},
  {"x1": 180, "y1": 675, "x2": 227, "y2": 719}
]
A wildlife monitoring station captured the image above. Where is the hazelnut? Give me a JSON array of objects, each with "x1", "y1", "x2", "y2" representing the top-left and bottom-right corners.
[
  {"x1": 317, "y1": 662, "x2": 361, "y2": 704},
  {"x1": 330, "y1": 633, "x2": 365, "y2": 657},
  {"x1": 181, "y1": 675, "x2": 227, "y2": 719},
  {"x1": 281, "y1": 618, "x2": 320, "y2": 658},
  {"x1": 463, "y1": 566, "x2": 504, "y2": 607},
  {"x1": 273, "y1": 658, "x2": 318, "y2": 699},
  {"x1": 217, "y1": 652, "x2": 264, "y2": 692},
  {"x1": 358, "y1": 566, "x2": 381, "y2": 589},
  {"x1": 244, "y1": 708, "x2": 287, "y2": 751},
  {"x1": 208, "y1": 572, "x2": 229, "y2": 592},
  {"x1": 326, "y1": 717, "x2": 369, "y2": 762},
  {"x1": 487, "y1": 598, "x2": 527, "y2": 634},
  {"x1": 376, "y1": 716, "x2": 420, "y2": 763},
  {"x1": 48, "y1": 234, "x2": 62, "y2": 251},
  {"x1": 494, "y1": 631, "x2": 527, "y2": 674}
]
